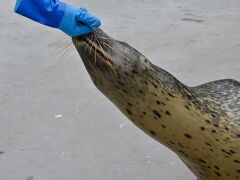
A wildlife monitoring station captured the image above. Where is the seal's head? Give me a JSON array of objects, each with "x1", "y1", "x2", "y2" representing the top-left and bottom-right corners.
[{"x1": 72, "y1": 29, "x2": 152, "y2": 102}]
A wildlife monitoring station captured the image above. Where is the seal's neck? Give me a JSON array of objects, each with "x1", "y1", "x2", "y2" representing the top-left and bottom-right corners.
[{"x1": 103, "y1": 67, "x2": 206, "y2": 178}]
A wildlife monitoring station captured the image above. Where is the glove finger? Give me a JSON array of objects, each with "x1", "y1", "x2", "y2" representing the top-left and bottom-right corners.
[
  {"x1": 74, "y1": 24, "x2": 92, "y2": 36},
  {"x1": 76, "y1": 8, "x2": 101, "y2": 28},
  {"x1": 79, "y1": 7, "x2": 88, "y2": 12}
]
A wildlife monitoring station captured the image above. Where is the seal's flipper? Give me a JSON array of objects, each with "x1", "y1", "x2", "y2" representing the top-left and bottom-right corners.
[{"x1": 194, "y1": 79, "x2": 240, "y2": 126}]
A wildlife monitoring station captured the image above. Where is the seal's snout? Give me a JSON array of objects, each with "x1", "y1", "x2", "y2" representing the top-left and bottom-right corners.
[
  {"x1": 72, "y1": 28, "x2": 150, "y2": 79},
  {"x1": 72, "y1": 28, "x2": 110, "y2": 43},
  {"x1": 92, "y1": 28, "x2": 110, "y2": 39},
  {"x1": 72, "y1": 32, "x2": 92, "y2": 45},
  {"x1": 72, "y1": 29, "x2": 117, "y2": 75}
]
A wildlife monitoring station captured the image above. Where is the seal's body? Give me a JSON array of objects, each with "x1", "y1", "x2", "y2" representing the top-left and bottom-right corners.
[{"x1": 72, "y1": 29, "x2": 240, "y2": 180}]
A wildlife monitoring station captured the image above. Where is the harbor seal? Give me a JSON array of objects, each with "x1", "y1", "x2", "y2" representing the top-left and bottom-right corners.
[{"x1": 72, "y1": 29, "x2": 240, "y2": 180}]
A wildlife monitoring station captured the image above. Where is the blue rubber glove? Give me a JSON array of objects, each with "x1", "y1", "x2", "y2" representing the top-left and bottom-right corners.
[
  {"x1": 58, "y1": 6, "x2": 101, "y2": 36},
  {"x1": 14, "y1": 0, "x2": 101, "y2": 37}
]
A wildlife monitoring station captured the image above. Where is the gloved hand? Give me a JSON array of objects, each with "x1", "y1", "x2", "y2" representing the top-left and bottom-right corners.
[
  {"x1": 58, "y1": 5, "x2": 101, "y2": 37},
  {"x1": 14, "y1": 0, "x2": 101, "y2": 37}
]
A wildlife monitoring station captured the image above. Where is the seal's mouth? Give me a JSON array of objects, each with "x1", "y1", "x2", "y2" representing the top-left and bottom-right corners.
[{"x1": 72, "y1": 29, "x2": 117, "y2": 75}]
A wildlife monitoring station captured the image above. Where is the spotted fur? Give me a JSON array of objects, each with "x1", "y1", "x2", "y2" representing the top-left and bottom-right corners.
[{"x1": 72, "y1": 29, "x2": 240, "y2": 180}]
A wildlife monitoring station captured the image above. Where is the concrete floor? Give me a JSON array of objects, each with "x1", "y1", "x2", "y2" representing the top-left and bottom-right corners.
[{"x1": 1, "y1": 0, "x2": 240, "y2": 180}]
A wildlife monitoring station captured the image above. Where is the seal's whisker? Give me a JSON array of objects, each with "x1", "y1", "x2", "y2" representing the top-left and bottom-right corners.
[
  {"x1": 57, "y1": 46, "x2": 74, "y2": 63},
  {"x1": 88, "y1": 45, "x2": 93, "y2": 56},
  {"x1": 93, "y1": 33, "x2": 111, "y2": 46},
  {"x1": 96, "y1": 38, "x2": 110, "y2": 60},
  {"x1": 56, "y1": 35, "x2": 71, "y2": 45},
  {"x1": 84, "y1": 39, "x2": 91, "y2": 53},
  {"x1": 84, "y1": 44, "x2": 89, "y2": 53},
  {"x1": 56, "y1": 43, "x2": 72, "y2": 55},
  {"x1": 62, "y1": 45, "x2": 73, "y2": 57},
  {"x1": 102, "y1": 42, "x2": 129, "y2": 61},
  {"x1": 98, "y1": 39, "x2": 109, "y2": 61},
  {"x1": 98, "y1": 36, "x2": 112, "y2": 45},
  {"x1": 95, "y1": 34, "x2": 112, "y2": 55},
  {"x1": 95, "y1": 38, "x2": 108, "y2": 61},
  {"x1": 79, "y1": 41, "x2": 86, "y2": 49},
  {"x1": 100, "y1": 41, "x2": 112, "y2": 55},
  {"x1": 90, "y1": 35, "x2": 97, "y2": 63},
  {"x1": 88, "y1": 36, "x2": 94, "y2": 56},
  {"x1": 55, "y1": 36, "x2": 72, "y2": 56},
  {"x1": 94, "y1": 49, "x2": 97, "y2": 63},
  {"x1": 96, "y1": 38, "x2": 117, "y2": 76},
  {"x1": 93, "y1": 35, "x2": 117, "y2": 76},
  {"x1": 56, "y1": 42, "x2": 74, "y2": 62},
  {"x1": 76, "y1": 40, "x2": 84, "y2": 46},
  {"x1": 99, "y1": 36, "x2": 112, "y2": 40}
]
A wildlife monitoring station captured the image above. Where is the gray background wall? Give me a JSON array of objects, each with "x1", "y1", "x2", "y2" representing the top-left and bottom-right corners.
[{"x1": 1, "y1": 0, "x2": 240, "y2": 180}]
